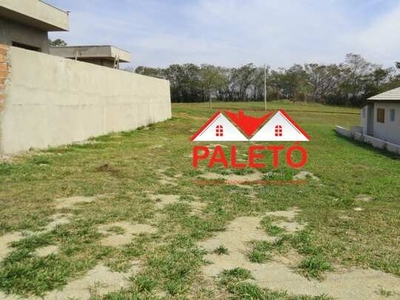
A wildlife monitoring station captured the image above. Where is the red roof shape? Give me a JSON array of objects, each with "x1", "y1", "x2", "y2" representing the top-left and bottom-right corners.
[
  {"x1": 224, "y1": 110, "x2": 273, "y2": 137},
  {"x1": 190, "y1": 111, "x2": 248, "y2": 141},
  {"x1": 190, "y1": 111, "x2": 221, "y2": 141}
]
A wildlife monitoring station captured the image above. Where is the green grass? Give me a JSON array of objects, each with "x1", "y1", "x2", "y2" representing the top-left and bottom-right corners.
[
  {"x1": 0, "y1": 100, "x2": 399, "y2": 298},
  {"x1": 298, "y1": 256, "x2": 334, "y2": 279},
  {"x1": 219, "y1": 267, "x2": 253, "y2": 283},
  {"x1": 261, "y1": 216, "x2": 286, "y2": 236},
  {"x1": 378, "y1": 288, "x2": 394, "y2": 298},
  {"x1": 213, "y1": 245, "x2": 229, "y2": 255},
  {"x1": 226, "y1": 282, "x2": 332, "y2": 300},
  {"x1": 219, "y1": 267, "x2": 331, "y2": 299},
  {"x1": 248, "y1": 241, "x2": 274, "y2": 263}
]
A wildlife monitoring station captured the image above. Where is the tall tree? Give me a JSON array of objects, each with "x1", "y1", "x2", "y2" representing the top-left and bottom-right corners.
[
  {"x1": 200, "y1": 65, "x2": 228, "y2": 108},
  {"x1": 133, "y1": 54, "x2": 400, "y2": 106},
  {"x1": 49, "y1": 39, "x2": 67, "y2": 47}
]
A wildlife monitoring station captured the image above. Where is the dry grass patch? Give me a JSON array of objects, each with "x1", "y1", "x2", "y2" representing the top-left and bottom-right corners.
[
  {"x1": 35, "y1": 245, "x2": 59, "y2": 257},
  {"x1": 44, "y1": 262, "x2": 140, "y2": 300},
  {"x1": 98, "y1": 221, "x2": 156, "y2": 247},
  {"x1": 55, "y1": 196, "x2": 96, "y2": 210},
  {"x1": 0, "y1": 232, "x2": 23, "y2": 262}
]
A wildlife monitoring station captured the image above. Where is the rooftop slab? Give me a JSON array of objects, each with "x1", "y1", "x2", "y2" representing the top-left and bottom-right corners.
[
  {"x1": 49, "y1": 45, "x2": 131, "y2": 62},
  {"x1": 368, "y1": 87, "x2": 400, "y2": 102},
  {"x1": 0, "y1": 0, "x2": 69, "y2": 31}
]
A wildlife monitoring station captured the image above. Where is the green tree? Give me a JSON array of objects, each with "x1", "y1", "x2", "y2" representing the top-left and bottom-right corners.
[
  {"x1": 131, "y1": 54, "x2": 399, "y2": 106},
  {"x1": 49, "y1": 39, "x2": 67, "y2": 47},
  {"x1": 200, "y1": 65, "x2": 228, "y2": 108}
]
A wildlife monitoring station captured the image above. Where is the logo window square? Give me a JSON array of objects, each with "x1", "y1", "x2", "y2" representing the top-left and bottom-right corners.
[
  {"x1": 216, "y1": 125, "x2": 224, "y2": 137},
  {"x1": 275, "y1": 125, "x2": 283, "y2": 137}
]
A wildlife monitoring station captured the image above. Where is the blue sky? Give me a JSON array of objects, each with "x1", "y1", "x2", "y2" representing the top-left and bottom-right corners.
[{"x1": 47, "y1": 0, "x2": 400, "y2": 69}]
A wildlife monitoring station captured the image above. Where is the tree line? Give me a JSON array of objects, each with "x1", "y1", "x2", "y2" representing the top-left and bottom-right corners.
[{"x1": 133, "y1": 54, "x2": 400, "y2": 107}]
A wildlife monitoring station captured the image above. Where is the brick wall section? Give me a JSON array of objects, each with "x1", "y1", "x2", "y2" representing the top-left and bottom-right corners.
[{"x1": 0, "y1": 44, "x2": 10, "y2": 111}]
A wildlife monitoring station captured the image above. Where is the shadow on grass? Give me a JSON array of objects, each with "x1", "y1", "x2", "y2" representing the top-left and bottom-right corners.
[{"x1": 334, "y1": 130, "x2": 400, "y2": 160}]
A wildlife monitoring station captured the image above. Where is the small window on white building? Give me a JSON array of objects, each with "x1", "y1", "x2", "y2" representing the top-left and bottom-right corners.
[
  {"x1": 362, "y1": 108, "x2": 366, "y2": 118},
  {"x1": 377, "y1": 108, "x2": 385, "y2": 123},
  {"x1": 390, "y1": 109, "x2": 395, "y2": 122}
]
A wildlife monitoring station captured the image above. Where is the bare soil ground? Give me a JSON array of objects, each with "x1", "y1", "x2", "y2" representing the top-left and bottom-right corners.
[
  {"x1": 199, "y1": 209, "x2": 400, "y2": 299},
  {"x1": 1, "y1": 102, "x2": 400, "y2": 299}
]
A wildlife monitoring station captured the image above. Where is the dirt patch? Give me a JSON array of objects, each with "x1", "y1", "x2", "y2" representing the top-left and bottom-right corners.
[
  {"x1": 44, "y1": 213, "x2": 73, "y2": 231},
  {"x1": 355, "y1": 194, "x2": 373, "y2": 202},
  {"x1": 199, "y1": 210, "x2": 400, "y2": 299},
  {"x1": 98, "y1": 221, "x2": 156, "y2": 247},
  {"x1": 198, "y1": 210, "x2": 303, "y2": 275},
  {"x1": 273, "y1": 220, "x2": 305, "y2": 233},
  {"x1": 44, "y1": 262, "x2": 140, "y2": 300},
  {"x1": 156, "y1": 169, "x2": 179, "y2": 186},
  {"x1": 189, "y1": 201, "x2": 207, "y2": 215},
  {"x1": 199, "y1": 216, "x2": 277, "y2": 274},
  {"x1": 293, "y1": 171, "x2": 320, "y2": 181},
  {"x1": 0, "y1": 292, "x2": 19, "y2": 300},
  {"x1": 266, "y1": 209, "x2": 305, "y2": 233},
  {"x1": 159, "y1": 178, "x2": 178, "y2": 186},
  {"x1": 1, "y1": 214, "x2": 72, "y2": 262},
  {"x1": 249, "y1": 265, "x2": 400, "y2": 300},
  {"x1": 149, "y1": 194, "x2": 180, "y2": 209},
  {"x1": 149, "y1": 194, "x2": 206, "y2": 214},
  {"x1": 55, "y1": 196, "x2": 96, "y2": 210},
  {"x1": 35, "y1": 245, "x2": 59, "y2": 257},
  {"x1": 265, "y1": 209, "x2": 299, "y2": 219},
  {"x1": 0, "y1": 232, "x2": 23, "y2": 262},
  {"x1": 200, "y1": 171, "x2": 264, "y2": 184},
  {"x1": 274, "y1": 249, "x2": 303, "y2": 266}
]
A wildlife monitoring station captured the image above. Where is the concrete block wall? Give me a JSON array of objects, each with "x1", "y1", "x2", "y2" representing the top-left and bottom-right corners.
[
  {"x1": 335, "y1": 126, "x2": 352, "y2": 138},
  {"x1": 386, "y1": 142, "x2": 400, "y2": 155},
  {"x1": 0, "y1": 45, "x2": 171, "y2": 154},
  {"x1": 364, "y1": 135, "x2": 386, "y2": 150}
]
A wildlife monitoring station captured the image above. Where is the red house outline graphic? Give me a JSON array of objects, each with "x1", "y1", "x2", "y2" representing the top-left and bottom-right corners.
[
  {"x1": 190, "y1": 111, "x2": 248, "y2": 142},
  {"x1": 250, "y1": 110, "x2": 311, "y2": 141},
  {"x1": 191, "y1": 110, "x2": 310, "y2": 142}
]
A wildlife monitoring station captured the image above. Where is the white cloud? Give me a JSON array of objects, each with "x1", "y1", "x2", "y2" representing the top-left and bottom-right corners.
[
  {"x1": 48, "y1": 0, "x2": 400, "y2": 68},
  {"x1": 356, "y1": 2, "x2": 400, "y2": 66},
  {"x1": 180, "y1": 0, "x2": 355, "y2": 67}
]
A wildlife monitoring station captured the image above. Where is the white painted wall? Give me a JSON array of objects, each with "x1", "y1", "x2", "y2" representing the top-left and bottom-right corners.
[
  {"x1": 360, "y1": 106, "x2": 367, "y2": 134},
  {"x1": 0, "y1": 46, "x2": 171, "y2": 154},
  {"x1": 373, "y1": 102, "x2": 400, "y2": 145}
]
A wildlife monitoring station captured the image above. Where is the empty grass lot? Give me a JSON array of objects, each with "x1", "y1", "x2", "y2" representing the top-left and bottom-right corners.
[{"x1": 0, "y1": 101, "x2": 400, "y2": 299}]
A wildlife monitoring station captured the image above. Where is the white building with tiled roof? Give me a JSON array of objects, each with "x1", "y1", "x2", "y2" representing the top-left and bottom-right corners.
[{"x1": 361, "y1": 87, "x2": 400, "y2": 145}]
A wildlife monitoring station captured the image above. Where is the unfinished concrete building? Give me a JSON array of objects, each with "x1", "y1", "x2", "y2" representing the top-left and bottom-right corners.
[
  {"x1": 50, "y1": 45, "x2": 131, "y2": 69},
  {"x1": 0, "y1": 0, "x2": 130, "y2": 69},
  {"x1": 0, "y1": 0, "x2": 69, "y2": 53},
  {"x1": 0, "y1": 0, "x2": 171, "y2": 155}
]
